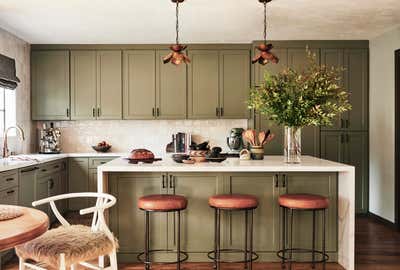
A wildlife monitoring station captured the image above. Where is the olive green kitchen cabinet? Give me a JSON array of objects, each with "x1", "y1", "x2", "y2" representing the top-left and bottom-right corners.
[
  {"x1": 253, "y1": 48, "x2": 288, "y2": 85},
  {"x1": 109, "y1": 173, "x2": 168, "y2": 258},
  {"x1": 283, "y1": 173, "x2": 338, "y2": 256},
  {"x1": 71, "y1": 50, "x2": 122, "y2": 120},
  {"x1": 0, "y1": 170, "x2": 18, "y2": 205},
  {"x1": 167, "y1": 173, "x2": 224, "y2": 257},
  {"x1": 227, "y1": 173, "x2": 281, "y2": 255},
  {"x1": 68, "y1": 157, "x2": 89, "y2": 210},
  {"x1": 156, "y1": 50, "x2": 187, "y2": 119},
  {"x1": 321, "y1": 131, "x2": 368, "y2": 213},
  {"x1": 31, "y1": 50, "x2": 70, "y2": 120},
  {"x1": 188, "y1": 50, "x2": 250, "y2": 119},
  {"x1": 19, "y1": 166, "x2": 38, "y2": 208},
  {"x1": 123, "y1": 50, "x2": 156, "y2": 119}
]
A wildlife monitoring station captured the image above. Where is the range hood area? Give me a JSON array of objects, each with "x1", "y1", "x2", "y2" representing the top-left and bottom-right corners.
[{"x1": 0, "y1": 53, "x2": 20, "y2": 90}]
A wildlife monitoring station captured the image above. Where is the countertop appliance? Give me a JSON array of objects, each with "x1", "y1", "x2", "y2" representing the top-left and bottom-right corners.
[
  {"x1": 166, "y1": 132, "x2": 191, "y2": 153},
  {"x1": 38, "y1": 123, "x2": 61, "y2": 154}
]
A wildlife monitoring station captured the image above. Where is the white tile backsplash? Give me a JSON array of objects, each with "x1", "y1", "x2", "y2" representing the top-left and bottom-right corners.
[{"x1": 38, "y1": 120, "x2": 248, "y2": 157}]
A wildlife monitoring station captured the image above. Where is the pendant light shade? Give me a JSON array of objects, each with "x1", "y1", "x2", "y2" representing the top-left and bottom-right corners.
[
  {"x1": 252, "y1": 0, "x2": 279, "y2": 65},
  {"x1": 163, "y1": 0, "x2": 190, "y2": 65}
]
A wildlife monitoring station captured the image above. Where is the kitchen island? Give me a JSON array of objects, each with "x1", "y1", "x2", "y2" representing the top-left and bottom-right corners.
[{"x1": 98, "y1": 156, "x2": 355, "y2": 270}]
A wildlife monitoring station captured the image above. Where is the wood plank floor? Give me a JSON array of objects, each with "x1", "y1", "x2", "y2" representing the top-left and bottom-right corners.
[{"x1": 4, "y1": 216, "x2": 400, "y2": 270}]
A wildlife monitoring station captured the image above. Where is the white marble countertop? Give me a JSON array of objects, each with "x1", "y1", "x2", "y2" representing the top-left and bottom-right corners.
[
  {"x1": 0, "y1": 152, "x2": 124, "y2": 172},
  {"x1": 98, "y1": 155, "x2": 354, "y2": 173}
]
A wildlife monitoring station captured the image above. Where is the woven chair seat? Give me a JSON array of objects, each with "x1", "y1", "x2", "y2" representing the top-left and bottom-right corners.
[{"x1": 16, "y1": 225, "x2": 117, "y2": 268}]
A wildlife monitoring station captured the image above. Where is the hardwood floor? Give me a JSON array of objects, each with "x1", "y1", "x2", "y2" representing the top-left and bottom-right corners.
[{"x1": 4, "y1": 216, "x2": 400, "y2": 270}]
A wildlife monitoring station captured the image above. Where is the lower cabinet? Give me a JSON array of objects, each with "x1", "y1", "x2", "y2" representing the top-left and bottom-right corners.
[
  {"x1": 109, "y1": 172, "x2": 338, "y2": 262},
  {"x1": 321, "y1": 131, "x2": 368, "y2": 213}
]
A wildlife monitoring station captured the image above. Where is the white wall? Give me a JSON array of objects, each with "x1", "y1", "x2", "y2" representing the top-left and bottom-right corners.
[
  {"x1": 369, "y1": 27, "x2": 400, "y2": 222},
  {"x1": 0, "y1": 27, "x2": 33, "y2": 153}
]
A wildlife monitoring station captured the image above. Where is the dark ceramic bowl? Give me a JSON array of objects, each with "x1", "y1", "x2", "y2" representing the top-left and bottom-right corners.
[
  {"x1": 92, "y1": 145, "x2": 112, "y2": 153},
  {"x1": 172, "y1": 154, "x2": 190, "y2": 163}
]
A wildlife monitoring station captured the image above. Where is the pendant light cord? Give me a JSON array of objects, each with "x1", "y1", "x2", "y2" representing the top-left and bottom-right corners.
[
  {"x1": 176, "y1": 1, "x2": 180, "y2": 45},
  {"x1": 263, "y1": 1, "x2": 267, "y2": 44}
]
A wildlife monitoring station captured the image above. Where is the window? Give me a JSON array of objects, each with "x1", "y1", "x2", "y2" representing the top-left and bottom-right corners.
[{"x1": 0, "y1": 87, "x2": 16, "y2": 135}]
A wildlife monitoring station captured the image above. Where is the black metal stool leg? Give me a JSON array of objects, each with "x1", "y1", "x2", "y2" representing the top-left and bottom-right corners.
[
  {"x1": 281, "y1": 207, "x2": 286, "y2": 269},
  {"x1": 213, "y1": 209, "x2": 218, "y2": 270},
  {"x1": 217, "y1": 208, "x2": 221, "y2": 270},
  {"x1": 289, "y1": 209, "x2": 293, "y2": 270},
  {"x1": 244, "y1": 210, "x2": 248, "y2": 270},
  {"x1": 177, "y1": 211, "x2": 181, "y2": 270},
  {"x1": 312, "y1": 210, "x2": 316, "y2": 269},
  {"x1": 249, "y1": 210, "x2": 254, "y2": 270},
  {"x1": 323, "y1": 209, "x2": 326, "y2": 270},
  {"x1": 145, "y1": 211, "x2": 150, "y2": 270}
]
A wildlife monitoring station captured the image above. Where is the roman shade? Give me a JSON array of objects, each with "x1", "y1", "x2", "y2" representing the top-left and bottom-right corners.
[{"x1": 0, "y1": 53, "x2": 20, "y2": 90}]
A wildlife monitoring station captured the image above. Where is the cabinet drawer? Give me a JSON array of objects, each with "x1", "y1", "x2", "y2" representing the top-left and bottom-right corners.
[
  {"x1": 89, "y1": 158, "x2": 115, "y2": 169},
  {"x1": 37, "y1": 160, "x2": 65, "y2": 178},
  {"x1": 0, "y1": 170, "x2": 18, "y2": 191},
  {"x1": 0, "y1": 186, "x2": 19, "y2": 205}
]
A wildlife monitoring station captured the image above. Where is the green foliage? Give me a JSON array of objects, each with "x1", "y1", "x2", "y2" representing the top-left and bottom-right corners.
[{"x1": 248, "y1": 49, "x2": 351, "y2": 127}]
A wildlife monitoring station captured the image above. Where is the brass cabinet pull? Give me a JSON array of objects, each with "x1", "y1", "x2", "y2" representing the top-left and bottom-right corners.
[
  {"x1": 156, "y1": 108, "x2": 160, "y2": 117},
  {"x1": 275, "y1": 174, "x2": 279, "y2": 188},
  {"x1": 152, "y1": 108, "x2": 155, "y2": 117},
  {"x1": 97, "y1": 108, "x2": 101, "y2": 117},
  {"x1": 162, "y1": 175, "x2": 166, "y2": 189},
  {"x1": 92, "y1": 108, "x2": 96, "y2": 117},
  {"x1": 169, "y1": 175, "x2": 174, "y2": 189},
  {"x1": 66, "y1": 108, "x2": 69, "y2": 117},
  {"x1": 6, "y1": 190, "x2": 15, "y2": 194},
  {"x1": 220, "y1": 108, "x2": 224, "y2": 117},
  {"x1": 20, "y1": 167, "x2": 39, "y2": 173},
  {"x1": 282, "y1": 174, "x2": 286, "y2": 188},
  {"x1": 5, "y1": 178, "x2": 14, "y2": 182}
]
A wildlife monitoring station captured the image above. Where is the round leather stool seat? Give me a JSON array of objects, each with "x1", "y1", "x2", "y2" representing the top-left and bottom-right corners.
[
  {"x1": 209, "y1": 194, "x2": 258, "y2": 210},
  {"x1": 278, "y1": 194, "x2": 329, "y2": 210},
  {"x1": 138, "y1": 195, "x2": 188, "y2": 211}
]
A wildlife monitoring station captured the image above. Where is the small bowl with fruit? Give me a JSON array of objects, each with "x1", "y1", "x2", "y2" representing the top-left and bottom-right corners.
[{"x1": 92, "y1": 141, "x2": 112, "y2": 153}]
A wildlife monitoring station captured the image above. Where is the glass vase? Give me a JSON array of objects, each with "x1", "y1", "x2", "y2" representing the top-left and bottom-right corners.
[{"x1": 284, "y1": 126, "x2": 301, "y2": 163}]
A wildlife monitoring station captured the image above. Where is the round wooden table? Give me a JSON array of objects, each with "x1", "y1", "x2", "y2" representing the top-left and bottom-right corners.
[{"x1": 0, "y1": 205, "x2": 49, "y2": 252}]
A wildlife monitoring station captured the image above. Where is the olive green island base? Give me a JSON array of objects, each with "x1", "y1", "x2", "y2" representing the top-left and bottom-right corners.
[{"x1": 97, "y1": 156, "x2": 355, "y2": 270}]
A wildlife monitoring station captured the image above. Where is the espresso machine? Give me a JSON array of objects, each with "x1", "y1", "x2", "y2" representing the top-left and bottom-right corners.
[{"x1": 38, "y1": 123, "x2": 61, "y2": 154}]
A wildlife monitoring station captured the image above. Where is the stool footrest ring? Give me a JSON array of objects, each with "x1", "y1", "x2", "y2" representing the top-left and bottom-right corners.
[
  {"x1": 137, "y1": 249, "x2": 189, "y2": 265},
  {"x1": 277, "y1": 248, "x2": 329, "y2": 264},
  {"x1": 207, "y1": 249, "x2": 259, "y2": 263}
]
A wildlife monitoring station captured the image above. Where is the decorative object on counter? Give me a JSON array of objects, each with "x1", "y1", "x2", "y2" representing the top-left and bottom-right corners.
[
  {"x1": 252, "y1": 0, "x2": 279, "y2": 65},
  {"x1": 189, "y1": 141, "x2": 210, "y2": 151},
  {"x1": 248, "y1": 49, "x2": 351, "y2": 163},
  {"x1": 189, "y1": 141, "x2": 210, "y2": 163},
  {"x1": 127, "y1": 149, "x2": 162, "y2": 164},
  {"x1": 166, "y1": 132, "x2": 191, "y2": 153},
  {"x1": 172, "y1": 154, "x2": 190, "y2": 163},
  {"x1": 92, "y1": 141, "x2": 112, "y2": 153},
  {"x1": 163, "y1": 0, "x2": 190, "y2": 65},
  {"x1": 206, "y1": 147, "x2": 227, "y2": 163},
  {"x1": 226, "y1": 128, "x2": 245, "y2": 154},
  {"x1": 38, "y1": 123, "x2": 60, "y2": 154},
  {"x1": 242, "y1": 129, "x2": 275, "y2": 160},
  {"x1": 239, "y1": 149, "x2": 251, "y2": 160}
]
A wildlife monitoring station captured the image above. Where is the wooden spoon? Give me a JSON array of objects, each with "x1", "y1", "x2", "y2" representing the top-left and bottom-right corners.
[{"x1": 258, "y1": 131, "x2": 266, "y2": 147}]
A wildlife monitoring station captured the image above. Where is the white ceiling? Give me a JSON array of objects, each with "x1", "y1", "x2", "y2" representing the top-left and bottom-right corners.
[{"x1": 0, "y1": 0, "x2": 399, "y2": 44}]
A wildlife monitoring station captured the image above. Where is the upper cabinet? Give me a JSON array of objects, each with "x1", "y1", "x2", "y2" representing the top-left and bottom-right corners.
[
  {"x1": 123, "y1": 50, "x2": 187, "y2": 120},
  {"x1": 71, "y1": 50, "x2": 122, "y2": 120},
  {"x1": 188, "y1": 49, "x2": 251, "y2": 119},
  {"x1": 31, "y1": 50, "x2": 70, "y2": 120}
]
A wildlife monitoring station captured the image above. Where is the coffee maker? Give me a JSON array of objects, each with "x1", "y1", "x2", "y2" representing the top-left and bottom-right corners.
[{"x1": 38, "y1": 123, "x2": 61, "y2": 154}]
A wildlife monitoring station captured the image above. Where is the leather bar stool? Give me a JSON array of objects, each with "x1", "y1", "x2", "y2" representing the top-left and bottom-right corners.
[
  {"x1": 208, "y1": 194, "x2": 259, "y2": 270},
  {"x1": 137, "y1": 194, "x2": 188, "y2": 270},
  {"x1": 277, "y1": 194, "x2": 329, "y2": 270}
]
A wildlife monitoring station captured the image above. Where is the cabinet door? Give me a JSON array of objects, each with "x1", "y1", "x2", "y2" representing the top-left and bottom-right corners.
[
  {"x1": 284, "y1": 173, "x2": 338, "y2": 254},
  {"x1": 19, "y1": 167, "x2": 38, "y2": 207},
  {"x1": 320, "y1": 131, "x2": 344, "y2": 163},
  {"x1": 343, "y1": 49, "x2": 369, "y2": 131},
  {"x1": 345, "y1": 132, "x2": 369, "y2": 213},
  {"x1": 168, "y1": 173, "x2": 223, "y2": 254},
  {"x1": 36, "y1": 176, "x2": 50, "y2": 217},
  {"x1": 71, "y1": 51, "x2": 97, "y2": 120},
  {"x1": 188, "y1": 50, "x2": 220, "y2": 119},
  {"x1": 109, "y1": 173, "x2": 167, "y2": 255},
  {"x1": 321, "y1": 49, "x2": 345, "y2": 130},
  {"x1": 68, "y1": 158, "x2": 89, "y2": 210},
  {"x1": 219, "y1": 50, "x2": 250, "y2": 119},
  {"x1": 48, "y1": 173, "x2": 62, "y2": 223},
  {"x1": 123, "y1": 50, "x2": 156, "y2": 119},
  {"x1": 97, "y1": 50, "x2": 122, "y2": 120},
  {"x1": 253, "y1": 48, "x2": 288, "y2": 85},
  {"x1": 228, "y1": 173, "x2": 280, "y2": 252},
  {"x1": 31, "y1": 50, "x2": 70, "y2": 120},
  {"x1": 156, "y1": 50, "x2": 187, "y2": 119},
  {"x1": 88, "y1": 168, "x2": 98, "y2": 206},
  {"x1": 0, "y1": 187, "x2": 18, "y2": 205},
  {"x1": 288, "y1": 48, "x2": 320, "y2": 71}
]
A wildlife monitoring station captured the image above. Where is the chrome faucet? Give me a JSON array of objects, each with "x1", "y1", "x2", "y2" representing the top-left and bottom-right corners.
[{"x1": 2, "y1": 125, "x2": 25, "y2": 158}]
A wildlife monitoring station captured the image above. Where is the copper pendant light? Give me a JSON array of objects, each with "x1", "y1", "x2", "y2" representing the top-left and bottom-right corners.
[
  {"x1": 252, "y1": 0, "x2": 279, "y2": 65},
  {"x1": 163, "y1": 0, "x2": 190, "y2": 65}
]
